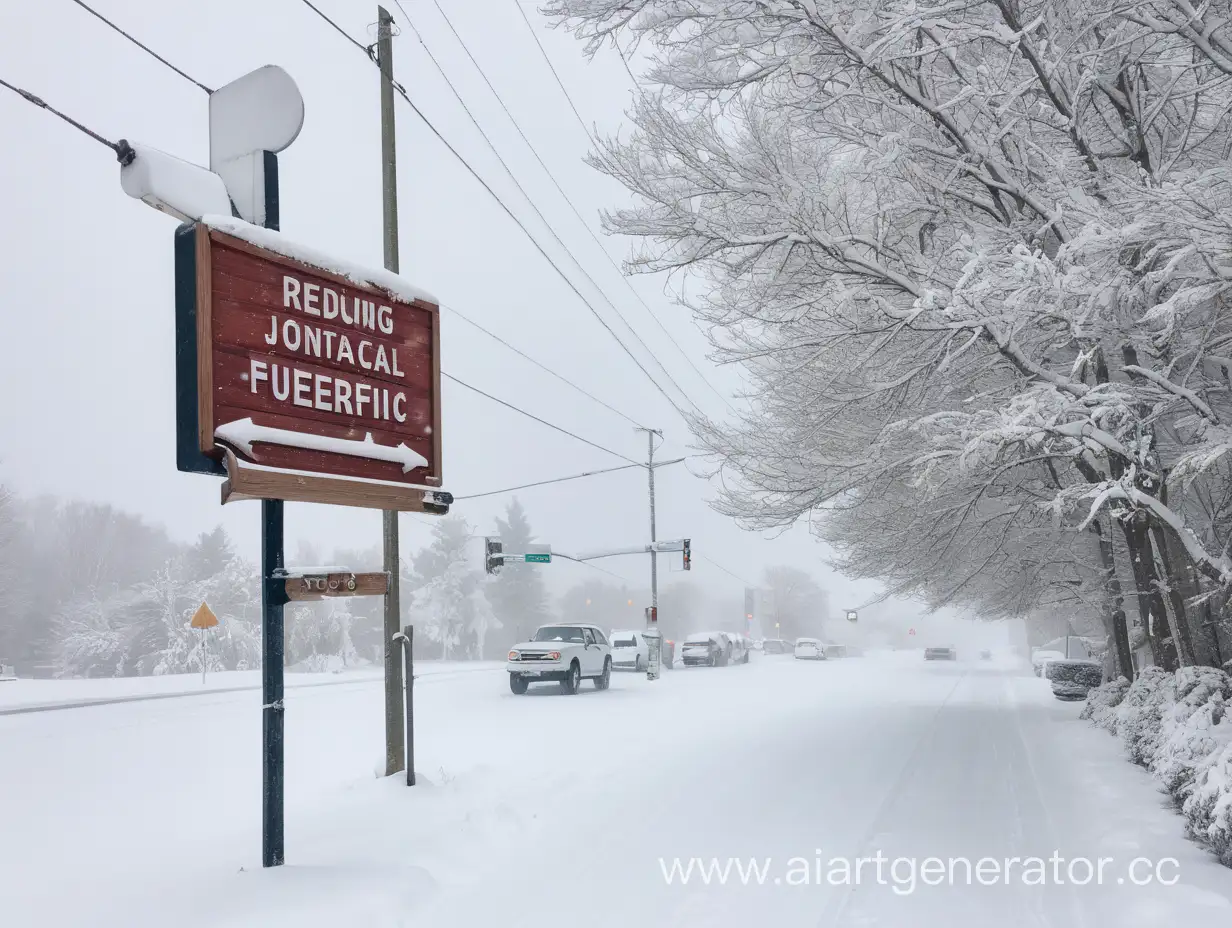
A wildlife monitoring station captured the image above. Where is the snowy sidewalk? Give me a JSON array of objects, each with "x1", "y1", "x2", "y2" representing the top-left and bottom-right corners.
[{"x1": 0, "y1": 661, "x2": 499, "y2": 714}]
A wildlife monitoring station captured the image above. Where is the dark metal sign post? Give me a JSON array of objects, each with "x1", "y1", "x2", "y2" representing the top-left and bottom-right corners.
[{"x1": 259, "y1": 151, "x2": 287, "y2": 871}]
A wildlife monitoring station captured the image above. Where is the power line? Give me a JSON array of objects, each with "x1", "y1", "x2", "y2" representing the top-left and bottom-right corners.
[
  {"x1": 455, "y1": 456, "x2": 687, "y2": 501},
  {"x1": 67, "y1": 0, "x2": 213, "y2": 92},
  {"x1": 293, "y1": 3, "x2": 664, "y2": 435},
  {"x1": 443, "y1": 372, "x2": 644, "y2": 466},
  {"x1": 0, "y1": 76, "x2": 135, "y2": 163},
  {"x1": 455, "y1": 462, "x2": 645, "y2": 500},
  {"x1": 425, "y1": 2, "x2": 725, "y2": 407},
  {"x1": 388, "y1": 71, "x2": 692, "y2": 427},
  {"x1": 507, "y1": 4, "x2": 734, "y2": 412},
  {"x1": 511, "y1": 1, "x2": 592, "y2": 137},
  {"x1": 698, "y1": 553, "x2": 755, "y2": 587},
  {"x1": 443, "y1": 303, "x2": 645, "y2": 429},
  {"x1": 393, "y1": 7, "x2": 701, "y2": 423},
  {"x1": 293, "y1": 0, "x2": 369, "y2": 54},
  {"x1": 295, "y1": 2, "x2": 694, "y2": 426}
]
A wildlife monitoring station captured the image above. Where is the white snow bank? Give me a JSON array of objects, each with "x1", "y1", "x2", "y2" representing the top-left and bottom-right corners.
[{"x1": 201, "y1": 214, "x2": 439, "y2": 306}]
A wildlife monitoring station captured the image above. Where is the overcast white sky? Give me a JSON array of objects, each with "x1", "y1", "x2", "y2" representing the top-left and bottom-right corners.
[{"x1": 0, "y1": 0, "x2": 950, "y2": 621}]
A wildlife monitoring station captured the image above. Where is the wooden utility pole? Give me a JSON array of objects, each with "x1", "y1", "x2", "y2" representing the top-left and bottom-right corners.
[
  {"x1": 377, "y1": 4, "x2": 405, "y2": 778},
  {"x1": 637, "y1": 427, "x2": 664, "y2": 678}
]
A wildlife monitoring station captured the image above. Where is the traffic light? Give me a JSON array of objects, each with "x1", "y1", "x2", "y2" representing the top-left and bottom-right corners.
[
  {"x1": 484, "y1": 537, "x2": 504, "y2": 575},
  {"x1": 682, "y1": 538, "x2": 691, "y2": 571},
  {"x1": 744, "y1": 587, "x2": 755, "y2": 623}
]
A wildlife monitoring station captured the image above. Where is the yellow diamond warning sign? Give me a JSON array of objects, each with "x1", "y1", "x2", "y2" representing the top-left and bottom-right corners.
[{"x1": 190, "y1": 602, "x2": 219, "y2": 630}]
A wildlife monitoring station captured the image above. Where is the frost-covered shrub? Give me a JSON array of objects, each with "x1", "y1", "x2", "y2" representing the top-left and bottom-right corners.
[
  {"x1": 1183, "y1": 740, "x2": 1232, "y2": 866},
  {"x1": 1156, "y1": 699, "x2": 1228, "y2": 797},
  {"x1": 1118, "y1": 667, "x2": 1176, "y2": 767},
  {"x1": 1081, "y1": 676, "x2": 1130, "y2": 733},
  {"x1": 1152, "y1": 668, "x2": 1232, "y2": 797}
]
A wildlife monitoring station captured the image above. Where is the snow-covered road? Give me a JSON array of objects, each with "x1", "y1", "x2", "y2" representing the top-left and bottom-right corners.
[{"x1": 3, "y1": 652, "x2": 1231, "y2": 927}]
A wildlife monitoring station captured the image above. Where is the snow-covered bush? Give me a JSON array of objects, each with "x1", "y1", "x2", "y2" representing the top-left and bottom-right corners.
[
  {"x1": 1081, "y1": 677, "x2": 1131, "y2": 733},
  {"x1": 1117, "y1": 667, "x2": 1176, "y2": 767},
  {"x1": 1153, "y1": 668, "x2": 1232, "y2": 796},
  {"x1": 1157, "y1": 699, "x2": 1229, "y2": 798},
  {"x1": 1184, "y1": 741, "x2": 1232, "y2": 866}
]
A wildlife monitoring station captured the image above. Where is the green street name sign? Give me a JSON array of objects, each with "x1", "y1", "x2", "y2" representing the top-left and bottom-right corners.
[{"x1": 524, "y1": 553, "x2": 552, "y2": 563}]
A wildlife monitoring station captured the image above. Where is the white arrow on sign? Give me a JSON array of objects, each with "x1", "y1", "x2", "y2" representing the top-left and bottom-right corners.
[{"x1": 215, "y1": 418, "x2": 428, "y2": 473}]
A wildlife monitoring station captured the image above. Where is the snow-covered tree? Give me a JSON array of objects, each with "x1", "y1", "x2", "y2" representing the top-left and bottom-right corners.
[
  {"x1": 407, "y1": 516, "x2": 496, "y2": 659},
  {"x1": 185, "y1": 525, "x2": 234, "y2": 582},
  {"x1": 137, "y1": 561, "x2": 196, "y2": 676},
  {"x1": 547, "y1": 0, "x2": 1232, "y2": 671},
  {"x1": 196, "y1": 554, "x2": 261, "y2": 671},
  {"x1": 487, "y1": 499, "x2": 549, "y2": 649},
  {"x1": 0, "y1": 483, "x2": 28, "y2": 661},
  {"x1": 54, "y1": 589, "x2": 136, "y2": 678},
  {"x1": 288, "y1": 600, "x2": 358, "y2": 671},
  {"x1": 762, "y1": 567, "x2": 828, "y2": 642}
]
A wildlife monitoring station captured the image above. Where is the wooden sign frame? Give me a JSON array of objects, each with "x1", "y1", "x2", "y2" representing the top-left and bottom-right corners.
[{"x1": 174, "y1": 222, "x2": 444, "y2": 511}]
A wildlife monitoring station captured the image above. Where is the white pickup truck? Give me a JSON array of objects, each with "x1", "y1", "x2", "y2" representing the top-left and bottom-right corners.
[{"x1": 507, "y1": 623, "x2": 612, "y2": 695}]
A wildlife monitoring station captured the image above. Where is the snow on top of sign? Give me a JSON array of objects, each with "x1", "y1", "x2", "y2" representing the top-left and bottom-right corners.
[
  {"x1": 121, "y1": 143, "x2": 233, "y2": 222},
  {"x1": 200, "y1": 214, "x2": 439, "y2": 306}
]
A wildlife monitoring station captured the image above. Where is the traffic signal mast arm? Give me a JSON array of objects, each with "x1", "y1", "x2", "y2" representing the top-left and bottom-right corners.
[
  {"x1": 485, "y1": 538, "x2": 692, "y2": 572},
  {"x1": 571, "y1": 539, "x2": 689, "y2": 561}
]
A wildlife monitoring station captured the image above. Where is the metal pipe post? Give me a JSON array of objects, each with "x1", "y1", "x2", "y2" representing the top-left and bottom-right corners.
[{"x1": 261, "y1": 498, "x2": 286, "y2": 868}]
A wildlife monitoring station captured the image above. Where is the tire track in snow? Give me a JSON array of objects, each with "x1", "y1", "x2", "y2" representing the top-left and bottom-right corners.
[
  {"x1": 1002, "y1": 672, "x2": 1095, "y2": 928},
  {"x1": 813, "y1": 666, "x2": 972, "y2": 928}
]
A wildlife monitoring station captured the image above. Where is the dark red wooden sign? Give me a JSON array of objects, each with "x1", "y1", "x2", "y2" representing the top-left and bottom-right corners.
[{"x1": 175, "y1": 223, "x2": 443, "y2": 511}]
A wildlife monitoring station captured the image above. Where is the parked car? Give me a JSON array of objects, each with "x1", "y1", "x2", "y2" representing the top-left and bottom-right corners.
[
  {"x1": 761, "y1": 638, "x2": 792, "y2": 655},
  {"x1": 823, "y1": 643, "x2": 847, "y2": 659},
  {"x1": 1046, "y1": 659, "x2": 1103, "y2": 700},
  {"x1": 609, "y1": 629, "x2": 650, "y2": 672},
  {"x1": 1031, "y1": 648, "x2": 1066, "y2": 677},
  {"x1": 506, "y1": 624, "x2": 612, "y2": 695},
  {"x1": 979, "y1": 649, "x2": 993, "y2": 661},
  {"x1": 794, "y1": 637, "x2": 825, "y2": 660},
  {"x1": 924, "y1": 646, "x2": 957, "y2": 661},
  {"x1": 723, "y1": 632, "x2": 752, "y2": 664},
  {"x1": 681, "y1": 633, "x2": 725, "y2": 666}
]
